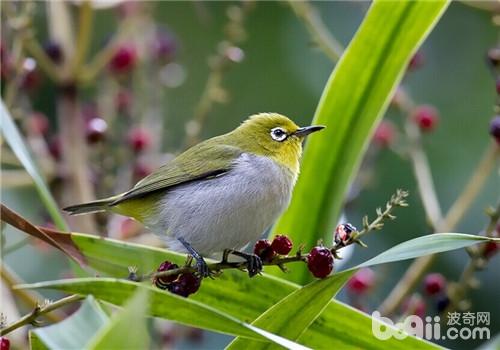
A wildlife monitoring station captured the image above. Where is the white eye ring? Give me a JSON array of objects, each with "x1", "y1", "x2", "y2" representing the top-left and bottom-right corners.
[{"x1": 270, "y1": 127, "x2": 288, "y2": 142}]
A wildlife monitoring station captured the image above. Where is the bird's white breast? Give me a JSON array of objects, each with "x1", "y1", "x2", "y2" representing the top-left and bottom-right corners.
[{"x1": 145, "y1": 153, "x2": 296, "y2": 256}]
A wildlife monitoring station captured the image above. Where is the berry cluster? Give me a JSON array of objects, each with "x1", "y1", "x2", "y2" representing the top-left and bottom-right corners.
[
  {"x1": 153, "y1": 261, "x2": 201, "y2": 298},
  {"x1": 253, "y1": 234, "x2": 293, "y2": 262}
]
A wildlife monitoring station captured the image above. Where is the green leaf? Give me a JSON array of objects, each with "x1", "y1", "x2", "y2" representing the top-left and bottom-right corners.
[
  {"x1": 272, "y1": 0, "x2": 450, "y2": 284},
  {"x1": 357, "y1": 233, "x2": 498, "y2": 268},
  {"x1": 29, "y1": 331, "x2": 49, "y2": 350},
  {"x1": 226, "y1": 270, "x2": 355, "y2": 350},
  {"x1": 19, "y1": 279, "x2": 309, "y2": 350},
  {"x1": 0, "y1": 100, "x2": 68, "y2": 231},
  {"x1": 86, "y1": 289, "x2": 150, "y2": 350},
  {"x1": 225, "y1": 233, "x2": 497, "y2": 349},
  {"x1": 33, "y1": 296, "x2": 109, "y2": 350}
]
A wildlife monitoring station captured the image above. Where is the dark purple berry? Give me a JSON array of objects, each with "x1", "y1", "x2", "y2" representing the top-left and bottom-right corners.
[
  {"x1": 489, "y1": 116, "x2": 500, "y2": 144},
  {"x1": 496, "y1": 78, "x2": 500, "y2": 95},
  {"x1": 334, "y1": 223, "x2": 356, "y2": 246},
  {"x1": 307, "y1": 246, "x2": 333, "y2": 278},
  {"x1": 253, "y1": 239, "x2": 275, "y2": 262},
  {"x1": 423, "y1": 273, "x2": 446, "y2": 296},
  {"x1": 412, "y1": 105, "x2": 439, "y2": 132},
  {"x1": 44, "y1": 41, "x2": 64, "y2": 64},
  {"x1": 169, "y1": 273, "x2": 201, "y2": 297},
  {"x1": 271, "y1": 235, "x2": 293, "y2": 255},
  {"x1": 152, "y1": 28, "x2": 177, "y2": 62},
  {"x1": 153, "y1": 261, "x2": 179, "y2": 290},
  {"x1": 347, "y1": 267, "x2": 375, "y2": 294},
  {"x1": 86, "y1": 117, "x2": 108, "y2": 143},
  {"x1": 109, "y1": 44, "x2": 137, "y2": 74},
  {"x1": 436, "y1": 295, "x2": 450, "y2": 313}
]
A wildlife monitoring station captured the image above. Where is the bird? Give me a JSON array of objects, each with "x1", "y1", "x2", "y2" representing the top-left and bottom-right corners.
[{"x1": 64, "y1": 113, "x2": 325, "y2": 277}]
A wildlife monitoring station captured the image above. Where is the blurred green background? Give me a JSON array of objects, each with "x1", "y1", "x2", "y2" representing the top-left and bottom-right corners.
[{"x1": 3, "y1": 1, "x2": 499, "y2": 349}]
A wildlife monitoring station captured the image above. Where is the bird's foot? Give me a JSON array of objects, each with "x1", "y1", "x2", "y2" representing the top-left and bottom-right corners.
[
  {"x1": 222, "y1": 249, "x2": 262, "y2": 277},
  {"x1": 178, "y1": 238, "x2": 210, "y2": 278}
]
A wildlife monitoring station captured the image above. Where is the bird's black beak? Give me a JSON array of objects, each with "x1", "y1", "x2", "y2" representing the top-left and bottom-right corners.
[{"x1": 293, "y1": 125, "x2": 325, "y2": 137}]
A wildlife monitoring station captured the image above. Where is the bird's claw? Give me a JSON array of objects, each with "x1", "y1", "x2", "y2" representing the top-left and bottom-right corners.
[
  {"x1": 195, "y1": 256, "x2": 210, "y2": 278},
  {"x1": 246, "y1": 254, "x2": 262, "y2": 277}
]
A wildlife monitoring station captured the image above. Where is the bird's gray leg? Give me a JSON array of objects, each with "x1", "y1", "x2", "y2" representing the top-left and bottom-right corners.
[
  {"x1": 178, "y1": 237, "x2": 210, "y2": 278},
  {"x1": 222, "y1": 249, "x2": 262, "y2": 277}
]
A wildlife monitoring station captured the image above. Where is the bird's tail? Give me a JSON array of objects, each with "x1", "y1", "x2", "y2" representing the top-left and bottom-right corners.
[{"x1": 63, "y1": 196, "x2": 120, "y2": 215}]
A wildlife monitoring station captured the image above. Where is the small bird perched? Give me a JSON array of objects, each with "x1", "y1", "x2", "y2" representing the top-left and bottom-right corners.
[{"x1": 64, "y1": 113, "x2": 324, "y2": 277}]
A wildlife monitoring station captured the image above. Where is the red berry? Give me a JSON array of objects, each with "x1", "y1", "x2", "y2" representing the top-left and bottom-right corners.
[
  {"x1": 423, "y1": 273, "x2": 446, "y2": 296},
  {"x1": 408, "y1": 51, "x2": 424, "y2": 71},
  {"x1": 412, "y1": 105, "x2": 439, "y2": 132},
  {"x1": 483, "y1": 241, "x2": 499, "y2": 259},
  {"x1": 133, "y1": 161, "x2": 153, "y2": 179},
  {"x1": 127, "y1": 127, "x2": 152, "y2": 152},
  {"x1": 271, "y1": 235, "x2": 293, "y2": 255},
  {"x1": 373, "y1": 120, "x2": 396, "y2": 147},
  {"x1": 307, "y1": 246, "x2": 334, "y2": 279},
  {"x1": 347, "y1": 267, "x2": 375, "y2": 294},
  {"x1": 26, "y1": 112, "x2": 49, "y2": 136},
  {"x1": 169, "y1": 273, "x2": 201, "y2": 297},
  {"x1": 154, "y1": 261, "x2": 179, "y2": 289},
  {"x1": 253, "y1": 239, "x2": 275, "y2": 262},
  {"x1": 115, "y1": 89, "x2": 133, "y2": 113},
  {"x1": 401, "y1": 295, "x2": 426, "y2": 318},
  {"x1": 0, "y1": 337, "x2": 9, "y2": 350},
  {"x1": 48, "y1": 136, "x2": 61, "y2": 160},
  {"x1": 334, "y1": 223, "x2": 356, "y2": 246},
  {"x1": 86, "y1": 117, "x2": 108, "y2": 143},
  {"x1": 109, "y1": 44, "x2": 137, "y2": 74},
  {"x1": 20, "y1": 58, "x2": 41, "y2": 91},
  {"x1": 44, "y1": 41, "x2": 64, "y2": 64},
  {"x1": 496, "y1": 78, "x2": 500, "y2": 95},
  {"x1": 489, "y1": 116, "x2": 500, "y2": 144}
]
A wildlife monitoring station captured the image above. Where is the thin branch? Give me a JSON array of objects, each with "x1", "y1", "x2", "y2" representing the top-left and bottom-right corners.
[
  {"x1": 0, "y1": 294, "x2": 83, "y2": 336},
  {"x1": 70, "y1": 1, "x2": 94, "y2": 77},
  {"x1": 288, "y1": 1, "x2": 344, "y2": 62},
  {"x1": 0, "y1": 265, "x2": 65, "y2": 324}
]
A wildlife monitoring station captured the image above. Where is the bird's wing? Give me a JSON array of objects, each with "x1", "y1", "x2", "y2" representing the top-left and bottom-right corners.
[{"x1": 111, "y1": 141, "x2": 242, "y2": 205}]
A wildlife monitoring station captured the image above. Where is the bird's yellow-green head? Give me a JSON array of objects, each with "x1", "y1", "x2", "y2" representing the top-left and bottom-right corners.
[{"x1": 228, "y1": 113, "x2": 325, "y2": 174}]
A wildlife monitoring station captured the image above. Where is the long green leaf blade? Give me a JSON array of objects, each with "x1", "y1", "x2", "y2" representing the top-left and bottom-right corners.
[
  {"x1": 272, "y1": 0, "x2": 450, "y2": 284},
  {"x1": 19, "y1": 279, "x2": 309, "y2": 350},
  {"x1": 0, "y1": 100, "x2": 68, "y2": 230}
]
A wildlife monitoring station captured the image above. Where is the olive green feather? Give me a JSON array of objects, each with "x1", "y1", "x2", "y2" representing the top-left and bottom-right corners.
[{"x1": 112, "y1": 139, "x2": 243, "y2": 204}]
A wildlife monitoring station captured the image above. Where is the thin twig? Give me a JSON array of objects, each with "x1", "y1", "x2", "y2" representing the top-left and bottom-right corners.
[
  {"x1": 288, "y1": 1, "x2": 343, "y2": 62},
  {"x1": 0, "y1": 265, "x2": 65, "y2": 324},
  {"x1": 0, "y1": 294, "x2": 83, "y2": 336}
]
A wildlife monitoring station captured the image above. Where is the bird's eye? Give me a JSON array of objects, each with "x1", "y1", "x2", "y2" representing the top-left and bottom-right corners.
[{"x1": 270, "y1": 127, "x2": 288, "y2": 142}]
